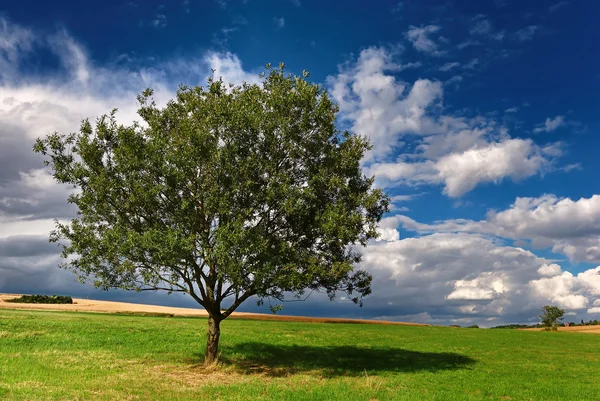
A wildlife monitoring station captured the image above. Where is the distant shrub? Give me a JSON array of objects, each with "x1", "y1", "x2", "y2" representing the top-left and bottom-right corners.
[
  {"x1": 466, "y1": 325, "x2": 479, "y2": 329},
  {"x1": 114, "y1": 312, "x2": 174, "y2": 318},
  {"x1": 5, "y1": 295, "x2": 73, "y2": 304},
  {"x1": 490, "y1": 324, "x2": 541, "y2": 329},
  {"x1": 449, "y1": 325, "x2": 461, "y2": 328}
]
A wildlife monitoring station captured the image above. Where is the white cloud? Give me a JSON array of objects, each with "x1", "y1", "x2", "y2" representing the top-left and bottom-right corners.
[
  {"x1": 366, "y1": 160, "x2": 439, "y2": 186},
  {"x1": 388, "y1": 194, "x2": 418, "y2": 212},
  {"x1": 534, "y1": 115, "x2": 565, "y2": 133},
  {"x1": 0, "y1": 17, "x2": 35, "y2": 82},
  {"x1": 439, "y1": 62, "x2": 460, "y2": 71},
  {"x1": 204, "y1": 51, "x2": 259, "y2": 85},
  {"x1": 48, "y1": 29, "x2": 90, "y2": 83},
  {"x1": 530, "y1": 269, "x2": 600, "y2": 309},
  {"x1": 405, "y1": 25, "x2": 444, "y2": 56},
  {"x1": 365, "y1": 139, "x2": 552, "y2": 198},
  {"x1": 436, "y1": 139, "x2": 549, "y2": 197},
  {"x1": 398, "y1": 194, "x2": 600, "y2": 263},
  {"x1": 562, "y1": 163, "x2": 582, "y2": 172},
  {"x1": 328, "y1": 46, "x2": 561, "y2": 197},
  {"x1": 359, "y1": 231, "x2": 600, "y2": 324},
  {"x1": 0, "y1": 218, "x2": 62, "y2": 239},
  {"x1": 327, "y1": 47, "x2": 443, "y2": 161},
  {"x1": 538, "y1": 263, "x2": 562, "y2": 277},
  {"x1": 390, "y1": 194, "x2": 419, "y2": 202}
]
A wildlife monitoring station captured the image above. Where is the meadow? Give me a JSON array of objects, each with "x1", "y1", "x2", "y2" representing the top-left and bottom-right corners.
[{"x1": 0, "y1": 309, "x2": 599, "y2": 400}]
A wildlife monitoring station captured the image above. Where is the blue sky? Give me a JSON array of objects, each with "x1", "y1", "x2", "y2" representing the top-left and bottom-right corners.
[{"x1": 1, "y1": 0, "x2": 599, "y2": 326}]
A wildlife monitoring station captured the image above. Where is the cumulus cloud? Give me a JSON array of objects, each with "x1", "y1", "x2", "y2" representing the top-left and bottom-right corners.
[
  {"x1": 530, "y1": 268, "x2": 600, "y2": 309},
  {"x1": 397, "y1": 194, "x2": 600, "y2": 263},
  {"x1": 365, "y1": 139, "x2": 553, "y2": 197},
  {"x1": 357, "y1": 231, "x2": 600, "y2": 325},
  {"x1": 435, "y1": 139, "x2": 550, "y2": 197},
  {"x1": 327, "y1": 47, "x2": 443, "y2": 161},
  {"x1": 327, "y1": 46, "x2": 561, "y2": 197}
]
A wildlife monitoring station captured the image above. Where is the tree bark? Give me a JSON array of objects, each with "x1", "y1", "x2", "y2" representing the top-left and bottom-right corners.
[{"x1": 205, "y1": 315, "x2": 221, "y2": 364}]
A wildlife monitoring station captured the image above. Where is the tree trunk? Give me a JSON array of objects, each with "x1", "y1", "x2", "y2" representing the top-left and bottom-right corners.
[{"x1": 205, "y1": 315, "x2": 221, "y2": 364}]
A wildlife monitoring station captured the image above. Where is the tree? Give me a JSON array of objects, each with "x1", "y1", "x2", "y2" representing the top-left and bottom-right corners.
[
  {"x1": 539, "y1": 305, "x2": 565, "y2": 331},
  {"x1": 33, "y1": 64, "x2": 389, "y2": 364}
]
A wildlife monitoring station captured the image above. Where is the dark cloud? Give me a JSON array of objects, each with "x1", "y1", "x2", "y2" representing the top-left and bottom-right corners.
[
  {"x1": 0, "y1": 126, "x2": 42, "y2": 184},
  {"x1": 0, "y1": 235, "x2": 58, "y2": 257}
]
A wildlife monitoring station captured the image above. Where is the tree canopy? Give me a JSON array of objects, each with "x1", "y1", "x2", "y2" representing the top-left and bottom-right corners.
[
  {"x1": 539, "y1": 305, "x2": 565, "y2": 331},
  {"x1": 34, "y1": 64, "x2": 389, "y2": 363}
]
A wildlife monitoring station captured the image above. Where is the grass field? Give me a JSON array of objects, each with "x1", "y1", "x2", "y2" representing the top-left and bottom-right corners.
[{"x1": 1, "y1": 309, "x2": 599, "y2": 400}]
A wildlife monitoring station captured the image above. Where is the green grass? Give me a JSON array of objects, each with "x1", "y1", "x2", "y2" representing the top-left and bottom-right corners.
[{"x1": 0, "y1": 309, "x2": 599, "y2": 400}]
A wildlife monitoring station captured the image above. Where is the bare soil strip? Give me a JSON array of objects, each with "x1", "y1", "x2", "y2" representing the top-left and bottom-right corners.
[{"x1": 0, "y1": 294, "x2": 427, "y2": 326}]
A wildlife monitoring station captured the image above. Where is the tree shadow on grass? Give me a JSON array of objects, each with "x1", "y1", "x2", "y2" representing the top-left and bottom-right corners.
[{"x1": 219, "y1": 342, "x2": 476, "y2": 377}]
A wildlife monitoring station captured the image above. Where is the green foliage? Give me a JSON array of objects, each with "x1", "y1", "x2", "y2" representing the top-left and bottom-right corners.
[
  {"x1": 490, "y1": 324, "x2": 542, "y2": 329},
  {"x1": 4, "y1": 295, "x2": 73, "y2": 304},
  {"x1": 466, "y1": 324, "x2": 479, "y2": 329},
  {"x1": 33, "y1": 65, "x2": 389, "y2": 361},
  {"x1": 2, "y1": 309, "x2": 600, "y2": 400},
  {"x1": 539, "y1": 305, "x2": 565, "y2": 331}
]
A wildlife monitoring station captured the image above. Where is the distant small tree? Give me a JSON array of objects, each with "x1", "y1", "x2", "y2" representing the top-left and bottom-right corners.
[{"x1": 539, "y1": 305, "x2": 565, "y2": 331}]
